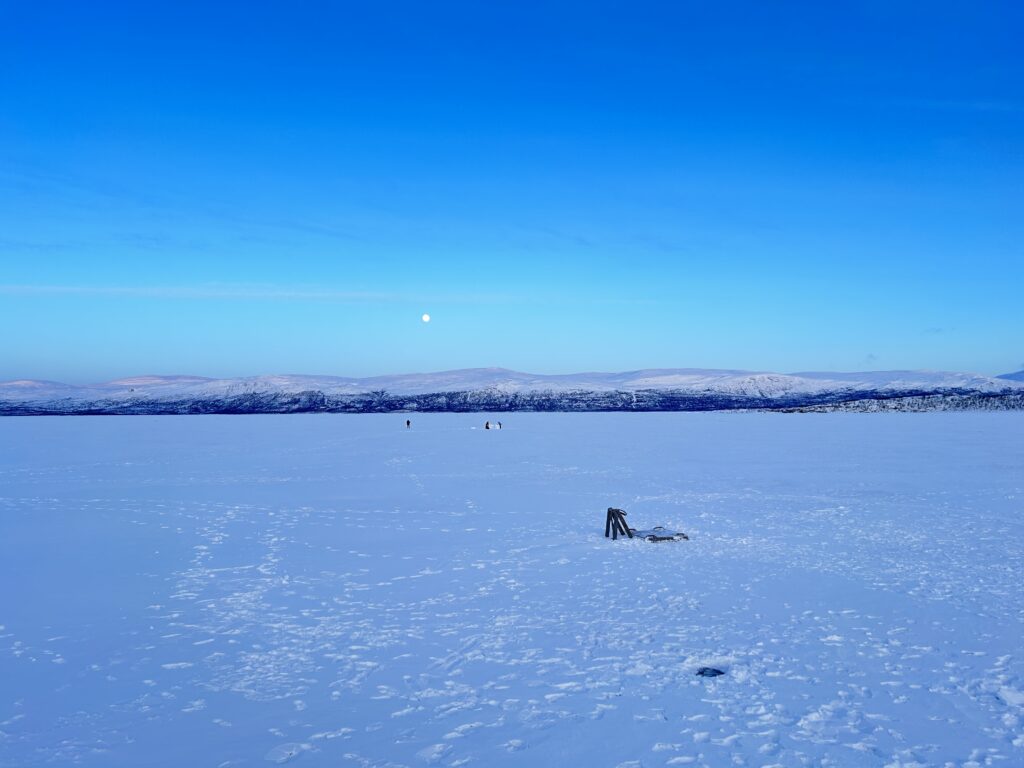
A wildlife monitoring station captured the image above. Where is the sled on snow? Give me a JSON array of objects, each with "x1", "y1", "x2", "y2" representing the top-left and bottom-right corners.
[{"x1": 604, "y1": 507, "x2": 689, "y2": 542}]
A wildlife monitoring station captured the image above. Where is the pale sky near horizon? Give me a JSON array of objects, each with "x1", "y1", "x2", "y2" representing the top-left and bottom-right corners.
[{"x1": 2, "y1": 1, "x2": 1022, "y2": 383}]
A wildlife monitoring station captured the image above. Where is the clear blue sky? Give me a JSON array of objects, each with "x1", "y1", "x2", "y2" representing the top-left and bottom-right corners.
[{"x1": 2, "y1": 1, "x2": 1022, "y2": 382}]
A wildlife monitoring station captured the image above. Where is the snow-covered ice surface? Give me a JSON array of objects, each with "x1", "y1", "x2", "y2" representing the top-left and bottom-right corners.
[{"x1": 1, "y1": 413, "x2": 1022, "y2": 768}]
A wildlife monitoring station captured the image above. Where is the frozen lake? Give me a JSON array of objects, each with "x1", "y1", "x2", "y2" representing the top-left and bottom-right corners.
[{"x1": 1, "y1": 413, "x2": 1022, "y2": 767}]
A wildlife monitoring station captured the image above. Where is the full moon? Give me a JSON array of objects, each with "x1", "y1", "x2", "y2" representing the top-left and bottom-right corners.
[{"x1": 421, "y1": 313, "x2": 431, "y2": 323}]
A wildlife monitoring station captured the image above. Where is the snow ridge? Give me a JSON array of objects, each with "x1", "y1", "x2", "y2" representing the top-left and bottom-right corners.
[{"x1": 1, "y1": 367, "x2": 1022, "y2": 415}]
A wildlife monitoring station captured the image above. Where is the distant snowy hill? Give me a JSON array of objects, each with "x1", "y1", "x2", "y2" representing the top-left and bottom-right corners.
[
  {"x1": 2, "y1": 367, "x2": 1022, "y2": 415},
  {"x1": 998, "y1": 370, "x2": 1024, "y2": 382}
]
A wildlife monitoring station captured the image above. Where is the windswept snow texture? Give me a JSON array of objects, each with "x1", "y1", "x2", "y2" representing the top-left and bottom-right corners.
[{"x1": 1, "y1": 413, "x2": 1023, "y2": 767}]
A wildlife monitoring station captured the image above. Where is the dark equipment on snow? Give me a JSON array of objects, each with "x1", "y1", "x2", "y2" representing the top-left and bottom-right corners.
[
  {"x1": 605, "y1": 507, "x2": 633, "y2": 539},
  {"x1": 604, "y1": 508, "x2": 689, "y2": 543},
  {"x1": 695, "y1": 667, "x2": 725, "y2": 677},
  {"x1": 640, "y1": 526, "x2": 689, "y2": 542}
]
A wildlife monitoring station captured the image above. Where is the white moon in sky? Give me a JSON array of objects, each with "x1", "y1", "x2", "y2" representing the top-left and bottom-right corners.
[{"x1": 421, "y1": 313, "x2": 431, "y2": 323}]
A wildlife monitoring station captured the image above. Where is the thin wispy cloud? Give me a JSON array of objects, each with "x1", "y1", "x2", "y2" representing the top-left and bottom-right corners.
[
  {"x1": 833, "y1": 97, "x2": 1022, "y2": 115},
  {"x1": 0, "y1": 284, "x2": 397, "y2": 302},
  {"x1": 0, "y1": 163, "x2": 361, "y2": 244},
  {"x1": 0, "y1": 284, "x2": 626, "y2": 309},
  {"x1": 899, "y1": 99, "x2": 1022, "y2": 113},
  {"x1": 0, "y1": 283, "x2": 652, "y2": 307}
]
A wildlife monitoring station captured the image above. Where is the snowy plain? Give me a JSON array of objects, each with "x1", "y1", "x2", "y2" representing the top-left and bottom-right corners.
[{"x1": 1, "y1": 413, "x2": 1022, "y2": 768}]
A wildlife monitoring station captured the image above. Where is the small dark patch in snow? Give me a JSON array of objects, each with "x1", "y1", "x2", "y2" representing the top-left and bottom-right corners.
[{"x1": 695, "y1": 667, "x2": 725, "y2": 678}]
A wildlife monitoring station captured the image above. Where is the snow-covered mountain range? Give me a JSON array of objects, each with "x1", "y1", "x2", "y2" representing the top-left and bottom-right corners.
[{"x1": 2, "y1": 367, "x2": 1023, "y2": 415}]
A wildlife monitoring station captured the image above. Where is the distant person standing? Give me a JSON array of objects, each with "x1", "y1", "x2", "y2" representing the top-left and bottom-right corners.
[
  {"x1": 497, "y1": 421, "x2": 502, "y2": 429},
  {"x1": 484, "y1": 421, "x2": 490, "y2": 429},
  {"x1": 406, "y1": 419, "x2": 411, "y2": 428}
]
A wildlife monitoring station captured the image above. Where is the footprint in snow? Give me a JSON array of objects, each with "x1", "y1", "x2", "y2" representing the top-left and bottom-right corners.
[
  {"x1": 416, "y1": 743, "x2": 452, "y2": 763},
  {"x1": 264, "y1": 743, "x2": 308, "y2": 763}
]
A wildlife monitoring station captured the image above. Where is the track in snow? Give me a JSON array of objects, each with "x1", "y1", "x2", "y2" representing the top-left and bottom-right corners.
[{"x1": 1, "y1": 413, "x2": 1022, "y2": 767}]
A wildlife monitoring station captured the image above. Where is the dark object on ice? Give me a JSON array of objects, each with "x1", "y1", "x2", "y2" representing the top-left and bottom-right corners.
[
  {"x1": 637, "y1": 526, "x2": 689, "y2": 542},
  {"x1": 605, "y1": 507, "x2": 633, "y2": 539},
  {"x1": 604, "y1": 508, "x2": 688, "y2": 542},
  {"x1": 406, "y1": 419, "x2": 411, "y2": 428},
  {"x1": 695, "y1": 667, "x2": 725, "y2": 678}
]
